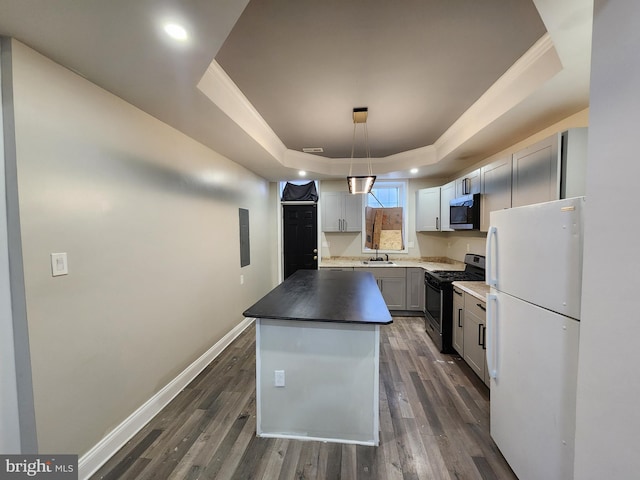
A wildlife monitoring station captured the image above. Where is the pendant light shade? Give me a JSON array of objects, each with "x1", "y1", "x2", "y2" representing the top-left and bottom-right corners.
[{"x1": 347, "y1": 107, "x2": 376, "y2": 194}]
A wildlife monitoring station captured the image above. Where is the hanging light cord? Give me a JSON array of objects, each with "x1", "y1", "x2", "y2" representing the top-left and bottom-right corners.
[
  {"x1": 349, "y1": 120, "x2": 373, "y2": 177},
  {"x1": 364, "y1": 122, "x2": 372, "y2": 176},
  {"x1": 349, "y1": 121, "x2": 357, "y2": 177}
]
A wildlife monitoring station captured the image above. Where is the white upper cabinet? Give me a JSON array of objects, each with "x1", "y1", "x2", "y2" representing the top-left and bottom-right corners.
[
  {"x1": 511, "y1": 135, "x2": 560, "y2": 208},
  {"x1": 455, "y1": 169, "x2": 481, "y2": 197},
  {"x1": 322, "y1": 191, "x2": 362, "y2": 232},
  {"x1": 439, "y1": 181, "x2": 456, "y2": 232},
  {"x1": 480, "y1": 155, "x2": 512, "y2": 231},
  {"x1": 415, "y1": 187, "x2": 441, "y2": 231}
]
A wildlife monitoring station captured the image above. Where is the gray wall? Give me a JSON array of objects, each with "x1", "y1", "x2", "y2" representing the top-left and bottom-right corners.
[
  {"x1": 7, "y1": 40, "x2": 276, "y2": 455},
  {"x1": 574, "y1": 1, "x2": 640, "y2": 478}
]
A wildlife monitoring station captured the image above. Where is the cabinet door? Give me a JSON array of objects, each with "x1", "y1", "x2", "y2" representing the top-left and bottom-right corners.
[
  {"x1": 342, "y1": 193, "x2": 362, "y2": 232},
  {"x1": 379, "y1": 277, "x2": 406, "y2": 310},
  {"x1": 357, "y1": 267, "x2": 406, "y2": 310},
  {"x1": 415, "y1": 187, "x2": 441, "y2": 231},
  {"x1": 439, "y1": 181, "x2": 456, "y2": 232},
  {"x1": 455, "y1": 169, "x2": 481, "y2": 197},
  {"x1": 481, "y1": 155, "x2": 512, "y2": 231},
  {"x1": 322, "y1": 192, "x2": 343, "y2": 232},
  {"x1": 406, "y1": 268, "x2": 425, "y2": 311},
  {"x1": 463, "y1": 295, "x2": 487, "y2": 379},
  {"x1": 512, "y1": 135, "x2": 560, "y2": 208},
  {"x1": 452, "y1": 287, "x2": 465, "y2": 355}
]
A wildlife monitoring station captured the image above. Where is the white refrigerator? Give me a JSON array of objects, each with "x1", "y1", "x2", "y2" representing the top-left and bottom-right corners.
[{"x1": 485, "y1": 196, "x2": 584, "y2": 480}]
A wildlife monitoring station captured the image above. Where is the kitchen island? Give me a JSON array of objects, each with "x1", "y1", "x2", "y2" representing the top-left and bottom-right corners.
[{"x1": 243, "y1": 269, "x2": 392, "y2": 446}]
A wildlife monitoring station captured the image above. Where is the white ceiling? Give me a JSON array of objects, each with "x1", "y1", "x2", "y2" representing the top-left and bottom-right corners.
[{"x1": 0, "y1": 0, "x2": 593, "y2": 182}]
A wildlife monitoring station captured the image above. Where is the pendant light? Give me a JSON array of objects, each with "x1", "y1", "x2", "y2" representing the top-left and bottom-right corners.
[{"x1": 347, "y1": 107, "x2": 376, "y2": 194}]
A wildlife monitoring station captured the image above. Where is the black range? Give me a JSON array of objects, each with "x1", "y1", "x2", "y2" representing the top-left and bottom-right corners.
[{"x1": 424, "y1": 253, "x2": 486, "y2": 353}]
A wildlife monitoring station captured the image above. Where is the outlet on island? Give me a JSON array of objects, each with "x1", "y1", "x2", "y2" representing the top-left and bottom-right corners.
[{"x1": 274, "y1": 370, "x2": 285, "y2": 387}]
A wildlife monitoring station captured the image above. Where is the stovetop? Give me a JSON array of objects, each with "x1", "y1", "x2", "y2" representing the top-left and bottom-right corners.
[
  {"x1": 429, "y1": 270, "x2": 484, "y2": 282},
  {"x1": 425, "y1": 253, "x2": 486, "y2": 286}
]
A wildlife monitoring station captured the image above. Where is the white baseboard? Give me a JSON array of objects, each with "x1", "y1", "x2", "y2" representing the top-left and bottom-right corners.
[{"x1": 78, "y1": 317, "x2": 255, "y2": 480}]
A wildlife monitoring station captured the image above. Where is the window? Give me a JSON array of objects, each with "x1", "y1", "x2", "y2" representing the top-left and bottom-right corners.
[{"x1": 362, "y1": 180, "x2": 408, "y2": 253}]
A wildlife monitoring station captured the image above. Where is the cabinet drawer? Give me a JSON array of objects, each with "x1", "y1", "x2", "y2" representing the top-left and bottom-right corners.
[
  {"x1": 465, "y1": 297, "x2": 487, "y2": 319},
  {"x1": 356, "y1": 267, "x2": 406, "y2": 278}
]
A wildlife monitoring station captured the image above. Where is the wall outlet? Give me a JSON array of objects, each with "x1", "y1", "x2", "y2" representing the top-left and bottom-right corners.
[
  {"x1": 274, "y1": 370, "x2": 285, "y2": 387},
  {"x1": 466, "y1": 243, "x2": 470, "y2": 252},
  {"x1": 240, "y1": 274, "x2": 244, "y2": 285}
]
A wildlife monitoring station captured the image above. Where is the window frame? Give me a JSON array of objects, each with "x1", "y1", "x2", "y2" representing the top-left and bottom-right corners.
[{"x1": 361, "y1": 180, "x2": 409, "y2": 254}]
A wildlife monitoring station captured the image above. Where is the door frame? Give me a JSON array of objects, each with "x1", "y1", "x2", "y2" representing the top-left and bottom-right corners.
[{"x1": 280, "y1": 201, "x2": 320, "y2": 279}]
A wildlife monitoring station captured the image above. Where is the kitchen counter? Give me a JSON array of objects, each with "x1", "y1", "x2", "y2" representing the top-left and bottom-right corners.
[
  {"x1": 244, "y1": 269, "x2": 389, "y2": 446},
  {"x1": 243, "y1": 269, "x2": 392, "y2": 324},
  {"x1": 320, "y1": 256, "x2": 465, "y2": 271},
  {"x1": 453, "y1": 281, "x2": 489, "y2": 302}
]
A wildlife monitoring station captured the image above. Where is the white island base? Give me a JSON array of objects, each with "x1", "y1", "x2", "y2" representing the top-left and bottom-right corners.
[{"x1": 255, "y1": 318, "x2": 380, "y2": 446}]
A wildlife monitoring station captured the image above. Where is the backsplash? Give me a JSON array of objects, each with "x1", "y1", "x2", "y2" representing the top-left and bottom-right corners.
[{"x1": 322, "y1": 230, "x2": 487, "y2": 262}]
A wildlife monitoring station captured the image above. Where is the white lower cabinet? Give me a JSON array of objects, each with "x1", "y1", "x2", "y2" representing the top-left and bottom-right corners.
[
  {"x1": 456, "y1": 290, "x2": 489, "y2": 388},
  {"x1": 358, "y1": 267, "x2": 407, "y2": 310},
  {"x1": 452, "y1": 286, "x2": 464, "y2": 355},
  {"x1": 406, "y1": 268, "x2": 425, "y2": 311}
]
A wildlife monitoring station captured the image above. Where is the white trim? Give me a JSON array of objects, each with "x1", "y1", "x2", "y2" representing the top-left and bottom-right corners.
[
  {"x1": 78, "y1": 317, "x2": 255, "y2": 480},
  {"x1": 256, "y1": 432, "x2": 377, "y2": 447},
  {"x1": 197, "y1": 61, "x2": 287, "y2": 163}
]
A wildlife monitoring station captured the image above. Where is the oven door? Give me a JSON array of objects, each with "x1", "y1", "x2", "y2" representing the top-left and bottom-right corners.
[{"x1": 424, "y1": 278, "x2": 443, "y2": 333}]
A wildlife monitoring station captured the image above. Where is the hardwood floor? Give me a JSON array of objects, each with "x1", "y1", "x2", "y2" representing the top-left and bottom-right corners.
[{"x1": 91, "y1": 317, "x2": 517, "y2": 479}]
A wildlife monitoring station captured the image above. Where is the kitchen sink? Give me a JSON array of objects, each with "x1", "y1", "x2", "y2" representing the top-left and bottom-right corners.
[{"x1": 361, "y1": 260, "x2": 395, "y2": 265}]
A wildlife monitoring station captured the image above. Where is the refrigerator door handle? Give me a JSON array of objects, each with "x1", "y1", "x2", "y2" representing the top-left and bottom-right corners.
[
  {"x1": 485, "y1": 226, "x2": 497, "y2": 287},
  {"x1": 486, "y1": 293, "x2": 498, "y2": 379}
]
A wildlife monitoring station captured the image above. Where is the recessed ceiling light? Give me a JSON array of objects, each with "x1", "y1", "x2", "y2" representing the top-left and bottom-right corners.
[
  {"x1": 302, "y1": 147, "x2": 323, "y2": 153},
  {"x1": 298, "y1": 171, "x2": 307, "y2": 177},
  {"x1": 164, "y1": 23, "x2": 188, "y2": 41},
  {"x1": 410, "y1": 168, "x2": 419, "y2": 174}
]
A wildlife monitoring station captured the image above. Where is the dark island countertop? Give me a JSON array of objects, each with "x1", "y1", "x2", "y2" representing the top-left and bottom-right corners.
[{"x1": 243, "y1": 269, "x2": 392, "y2": 325}]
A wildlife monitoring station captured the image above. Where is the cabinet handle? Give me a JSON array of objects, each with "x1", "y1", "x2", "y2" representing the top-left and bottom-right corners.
[
  {"x1": 458, "y1": 308, "x2": 463, "y2": 328},
  {"x1": 453, "y1": 289, "x2": 462, "y2": 296},
  {"x1": 481, "y1": 325, "x2": 486, "y2": 350},
  {"x1": 478, "y1": 324, "x2": 485, "y2": 348},
  {"x1": 436, "y1": 217, "x2": 439, "y2": 230},
  {"x1": 464, "y1": 177, "x2": 471, "y2": 195},
  {"x1": 477, "y1": 303, "x2": 486, "y2": 312},
  {"x1": 343, "y1": 219, "x2": 347, "y2": 231}
]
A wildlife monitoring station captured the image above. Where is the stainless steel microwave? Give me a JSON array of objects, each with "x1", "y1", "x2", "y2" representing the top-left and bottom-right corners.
[{"x1": 450, "y1": 193, "x2": 481, "y2": 230}]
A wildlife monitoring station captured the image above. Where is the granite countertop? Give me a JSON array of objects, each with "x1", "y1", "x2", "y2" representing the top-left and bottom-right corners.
[
  {"x1": 452, "y1": 281, "x2": 489, "y2": 302},
  {"x1": 319, "y1": 256, "x2": 465, "y2": 272}
]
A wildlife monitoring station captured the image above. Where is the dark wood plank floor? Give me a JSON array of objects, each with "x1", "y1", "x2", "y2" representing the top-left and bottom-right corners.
[{"x1": 91, "y1": 317, "x2": 517, "y2": 480}]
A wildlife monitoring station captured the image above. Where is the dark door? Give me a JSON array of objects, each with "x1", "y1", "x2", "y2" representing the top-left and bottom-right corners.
[{"x1": 283, "y1": 204, "x2": 318, "y2": 279}]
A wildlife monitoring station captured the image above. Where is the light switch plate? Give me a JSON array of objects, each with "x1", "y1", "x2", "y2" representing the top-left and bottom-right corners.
[
  {"x1": 274, "y1": 370, "x2": 285, "y2": 387},
  {"x1": 51, "y1": 252, "x2": 68, "y2": 276}
]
